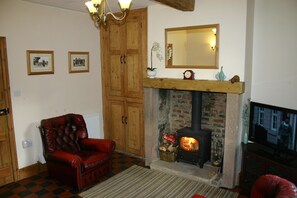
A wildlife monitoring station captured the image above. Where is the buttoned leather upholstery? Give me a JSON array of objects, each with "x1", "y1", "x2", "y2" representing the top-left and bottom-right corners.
[{"x1": 39, "y1": 114, "x2": 115, "y2": 190}]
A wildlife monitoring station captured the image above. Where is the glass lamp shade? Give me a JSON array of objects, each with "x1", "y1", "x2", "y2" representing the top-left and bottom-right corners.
[
  {"x1": 91, "y1": 0, "x2": 102, "y2": 6},
  {"x1": 118, "y1": 0, "x2": 132, "y2": 10},
  {"x1": 85, "y1": 1, "x2": 97, "y2": 13}
]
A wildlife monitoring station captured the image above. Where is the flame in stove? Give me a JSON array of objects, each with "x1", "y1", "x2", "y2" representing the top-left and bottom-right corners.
[{"x1": 180, "y1": 137, "x2": 199, "y2": 152}]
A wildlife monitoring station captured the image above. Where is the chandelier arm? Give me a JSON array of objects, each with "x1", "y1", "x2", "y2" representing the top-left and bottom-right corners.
[
  {"x1": 105, "y1": 0, "x2": 127, "y2": 21},
  {"x1": 106, "y1": 11, "x2": 127, "y2": 21},
  {"x1": 90, "y1": 14, "x2": 99, "y2": 27}
]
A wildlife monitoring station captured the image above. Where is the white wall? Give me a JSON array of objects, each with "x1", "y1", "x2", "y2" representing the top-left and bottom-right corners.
[
  {"x1": 0, "y1": 0, "x2": 102, "y2": 168},
  {"x1": 251, "y1": 0, "x2": 297, "y2": 110},
  {"x1": 148, "y1": 0, "x2": 247, "y2": 80}
]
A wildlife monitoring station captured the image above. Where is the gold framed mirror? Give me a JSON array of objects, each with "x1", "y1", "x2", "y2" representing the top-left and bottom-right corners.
[{"x1": 165, "y1": 24, "x2": 219, "y2": 69}]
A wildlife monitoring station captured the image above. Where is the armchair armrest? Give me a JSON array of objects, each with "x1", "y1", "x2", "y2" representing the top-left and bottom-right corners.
[
  {"x1": 46, "y1": 150, "x2": 82, "y2": 168},
  {"x1": 80, "y1": 139, "x2": 115, "y2": 153}
]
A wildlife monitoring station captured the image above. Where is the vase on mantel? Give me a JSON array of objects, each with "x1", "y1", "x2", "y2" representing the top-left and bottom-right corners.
[
  {"x1": 216, "y1": 66, "x2": 226, "y2": 81},
  {"x1": 147, "y1": 69, "x2": 157, "y2": 78}
]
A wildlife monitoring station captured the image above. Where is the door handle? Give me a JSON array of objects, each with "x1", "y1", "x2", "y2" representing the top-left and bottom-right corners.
[
  {"x1": 0, "y1": 108, "x2": 9, "y2": 116},
  {"x1": 123, "y1": 55, "x2": 126, "y2": 64},
  {"x1": 124, "y1": 116, "x2": 127, "y2": 124}
]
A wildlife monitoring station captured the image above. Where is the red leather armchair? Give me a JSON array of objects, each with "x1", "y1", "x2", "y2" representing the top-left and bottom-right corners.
[
  {"x1": 251, "y1": 174, "x2": 297, "y2": 198},
  {"x1": 39, "y1": 113, "x2": 115, "y2": 191}
]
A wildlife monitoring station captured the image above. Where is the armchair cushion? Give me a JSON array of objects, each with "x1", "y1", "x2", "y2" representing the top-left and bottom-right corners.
[
  {"x1": 39, "y1": 113, "x2": 115, "y2": 190},
  {"x1": 80, "y1": 138, "x2": 115, "y2": 153}
]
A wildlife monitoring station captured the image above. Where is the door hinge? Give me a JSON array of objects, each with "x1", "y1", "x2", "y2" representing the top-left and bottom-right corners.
[{"x1": 0, "y1": 108, "x2": 9, "y2": 116}]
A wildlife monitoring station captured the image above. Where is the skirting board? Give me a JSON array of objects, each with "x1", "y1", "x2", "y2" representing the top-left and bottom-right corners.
[{"x1": 17, "y1": 162, "x2": 47, "y2": 181}]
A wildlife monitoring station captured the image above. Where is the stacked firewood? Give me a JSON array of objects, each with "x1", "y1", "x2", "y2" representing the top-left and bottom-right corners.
[{"x1": 159, "y1": 133, "x2": 178, "y2": 152}]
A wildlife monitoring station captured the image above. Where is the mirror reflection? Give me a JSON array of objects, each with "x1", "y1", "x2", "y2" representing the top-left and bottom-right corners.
[{"x1": 165, "y1": 24, "x2": 219, "y2": 69}]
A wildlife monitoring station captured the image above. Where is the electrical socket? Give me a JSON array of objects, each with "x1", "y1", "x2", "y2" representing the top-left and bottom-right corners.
[{"x1": 22, "y1": 140, "x2": 32, "y2": 148}]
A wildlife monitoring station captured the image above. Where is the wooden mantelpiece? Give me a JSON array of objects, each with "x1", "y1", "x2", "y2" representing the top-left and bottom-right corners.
[{"x1": 143, "y1": 78, "x2": 245, "y2": 94}]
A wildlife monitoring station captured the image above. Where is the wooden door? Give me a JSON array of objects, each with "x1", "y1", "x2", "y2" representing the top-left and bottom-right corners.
[
  {"x1": 124, "y1": 13, "x2": 143, "y2": 99},
  {"x1": 109, "y1": 100, "x2": 126, "y2": 151},
  {"x1": 0, "y1": 37, "x2": 16, "y2": 186},
  {"x1": 107, "y1": 23, "x2": 125, "y2": 97},
  {"x1": 125, "y1": 101, "x2": 144, "y2": 156}
]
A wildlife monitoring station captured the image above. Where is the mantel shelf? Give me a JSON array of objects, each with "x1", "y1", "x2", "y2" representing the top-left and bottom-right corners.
[{"x1": 143, "y1": 78, "x2": 245, "y2": 94}]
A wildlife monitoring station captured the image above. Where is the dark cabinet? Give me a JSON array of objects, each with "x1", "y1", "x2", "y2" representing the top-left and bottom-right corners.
[{"x1": 240, "y1": 143, "x2": 297, "y2": 195}]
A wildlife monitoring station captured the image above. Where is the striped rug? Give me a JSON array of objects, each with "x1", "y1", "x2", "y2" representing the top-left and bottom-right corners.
[{"x1": 80, "y1": 165, "x2": 239, "y2": 198}]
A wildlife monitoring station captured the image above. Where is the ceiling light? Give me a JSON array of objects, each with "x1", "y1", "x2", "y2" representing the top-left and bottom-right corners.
[{"x1": 85, "y1": 0, "x2": 132, "y2": 27}]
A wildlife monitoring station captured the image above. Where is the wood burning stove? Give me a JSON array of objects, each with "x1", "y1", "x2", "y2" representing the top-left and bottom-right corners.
[
  {"x1": 176, "y1": 127, "x2": 211, "y2": 168},
  {"x1": 176, "y1": 92, "x2": 212, "y2": 168}
]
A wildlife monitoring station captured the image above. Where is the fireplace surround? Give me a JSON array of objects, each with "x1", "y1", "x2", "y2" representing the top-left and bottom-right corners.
[{"x1": 144, "y1": 78, "x2": 244, "y2": 189}]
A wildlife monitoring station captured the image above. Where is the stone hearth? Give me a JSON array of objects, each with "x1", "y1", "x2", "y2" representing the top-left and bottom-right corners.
[
  {"x1": 144, "y1": 78, "x2": 244, "y2": 189},
  {"x1": 150, "y1": 160, "x2": 221, "y2": 186}
]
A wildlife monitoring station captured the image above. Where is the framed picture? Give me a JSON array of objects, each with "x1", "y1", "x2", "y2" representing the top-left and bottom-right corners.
[
  {"x1": 27, "y1": 50, "x2": 54, "y2": 75},
  {"x1": 68, "y1": 51, "x2": 89, "y2": 73}
]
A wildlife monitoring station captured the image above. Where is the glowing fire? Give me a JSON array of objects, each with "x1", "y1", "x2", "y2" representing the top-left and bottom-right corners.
[{"x1": 180, "y1": 137, "x2": 199, "y2": 152}]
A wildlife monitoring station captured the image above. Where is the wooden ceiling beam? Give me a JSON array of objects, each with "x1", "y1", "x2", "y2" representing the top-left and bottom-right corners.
[{"x1": 155, "y1": 0, "x2": 195, "y2": 11}]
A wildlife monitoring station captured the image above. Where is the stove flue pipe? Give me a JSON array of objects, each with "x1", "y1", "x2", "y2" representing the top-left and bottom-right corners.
[{"x1": 192, "y1": 91, "x2": 202, "y2": 131}]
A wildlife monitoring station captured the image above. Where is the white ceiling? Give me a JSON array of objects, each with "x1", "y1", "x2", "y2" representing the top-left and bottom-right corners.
[{"x1": 22, "y1": 0, "x2": 158, "y2": 13}]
